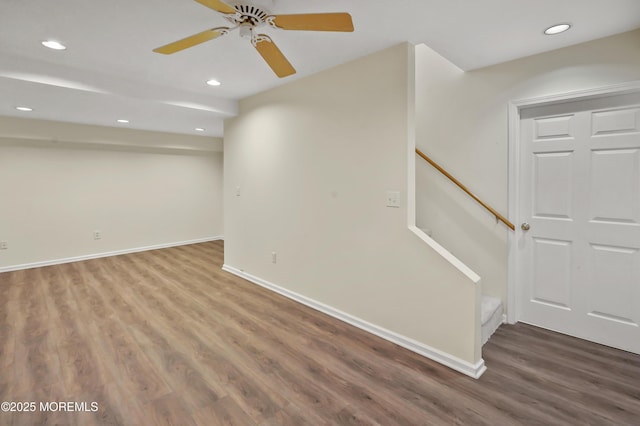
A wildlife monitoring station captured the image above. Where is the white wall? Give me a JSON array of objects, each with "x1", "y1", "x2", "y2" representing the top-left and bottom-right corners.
[
  {"x1": 224, "y1": 44, "x2": 483, "y2": 369},
  {"x1": 415, "y1": 28, "x2": 640, "y2": 308},
  {"x1": 0, "y1": 117, "x2": 224, "y2": 269}
]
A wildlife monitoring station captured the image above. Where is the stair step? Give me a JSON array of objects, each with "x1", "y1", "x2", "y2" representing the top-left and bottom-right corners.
[{"x1": 481, "y1": 296, "x2": 504, "y2": 345}]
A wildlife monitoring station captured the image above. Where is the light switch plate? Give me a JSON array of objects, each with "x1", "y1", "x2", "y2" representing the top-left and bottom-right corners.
[{"x1": 386, "y1": 191, "x2": 400, "y2": 208}]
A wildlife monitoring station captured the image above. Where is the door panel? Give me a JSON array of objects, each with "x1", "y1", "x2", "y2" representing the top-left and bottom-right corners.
[
  {"x1": 592, "y1": 107, "x2": 639, "y2": 135},
  {"x1": 590, "y1": 149, "x2": 639, "y2": 224},
  {"x1": 588, "y1": 244, "x2": 639, "y2": 327},
  {"x1": 533, "y1": 152, "x2": 573, "y2": 219},
  {"x1": 531, "y1": 238, "x2": 572, "y2": 309},
  {"x1": 535, "y1": 114, "x2": 575, "y2": 139}
]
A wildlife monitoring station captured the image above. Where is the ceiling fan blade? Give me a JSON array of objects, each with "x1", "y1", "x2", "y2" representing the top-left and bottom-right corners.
[
  {"x1": 153, "y1": 27, "x2": 229, "y2": 54},
  {"x1": 270, "y1": 13, "x2": 354, "y2": 32},
  {"x1": 194, "y1": 0, "x2": 236, "y2": 14},
  {"x1": 254, "y1": 36, "x2": 296, "y2": 78}
]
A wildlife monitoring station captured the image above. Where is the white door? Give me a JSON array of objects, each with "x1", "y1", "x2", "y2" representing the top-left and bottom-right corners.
[{"x1": 518, "y1": 92, "x2": 640, "y2": 354}]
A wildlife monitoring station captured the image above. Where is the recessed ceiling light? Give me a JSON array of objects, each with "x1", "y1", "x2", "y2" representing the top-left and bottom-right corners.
[
  {"x1": 195, "y1": 127, "x2": 205, "y2": 132},
  {"x1": 15, "y1": 106, "x2": 33, "y2": 111},
  {"x1": 41, "y1": 40, "x2": 67, "y2": 50},
  {"x1": 544, "y1": 23, "x2": 571, "y2": 35},
  {"x1": 206, "y1": 79, "x2": 221, "y2": 87},
  {"x1": 117, "y1": 119, "x2": 129, "y2": 124}
]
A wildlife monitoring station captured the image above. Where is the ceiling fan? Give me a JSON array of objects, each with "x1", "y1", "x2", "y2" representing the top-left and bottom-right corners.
[{"x1": 153, "y1": 0, "x2": 354, "y2": 78}]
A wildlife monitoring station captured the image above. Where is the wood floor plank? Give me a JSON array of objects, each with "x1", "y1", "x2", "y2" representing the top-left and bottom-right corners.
[
  {"x1": 1, "y1": 239, "x2": 639, "y2": 425},
  {"x1": 87, "y1": 316, "x2": 172, "y2": 403},
  {"x1": 0, "y1": 269, "x2": 18, "y2": 384},
  {"x1": 259, "y1": 400, "x2": 333, "y2": 426},
  {"x1": 142, "y1": 393, "x2": 197, "y2": 426},
  {"x1": 192, "y1": 396, "x2": 257, "y2": 426},
  {"x1": 334, "y1": 404, "x2": 382, "y2": 426},
  {"x1": 132, "y1": 335, "x2": 223, "y2": 412}
]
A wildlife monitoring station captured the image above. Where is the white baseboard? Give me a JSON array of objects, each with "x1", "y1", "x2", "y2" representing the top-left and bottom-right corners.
[
  {"x1": 0, "y1": 236, "x2": 223, "y2": 273},
  {"x1": 222, "y1": 264, "x2": 486, "y2": 379}
]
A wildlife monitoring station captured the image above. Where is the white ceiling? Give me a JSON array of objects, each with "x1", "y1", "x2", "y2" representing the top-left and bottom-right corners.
[{"x1": 1, "y1": 0, "x2": 639, "y2": 138}]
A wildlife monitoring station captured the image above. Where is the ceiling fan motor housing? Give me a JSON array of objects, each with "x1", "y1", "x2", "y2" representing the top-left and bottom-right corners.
[{"x1": 224, "y1": 4, "x2": 270, "y2": 28}]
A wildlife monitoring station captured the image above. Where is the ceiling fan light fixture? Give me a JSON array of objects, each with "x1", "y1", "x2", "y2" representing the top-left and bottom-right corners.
[
  {"x1": 239, "y1": 24, "x2": 253, "y2": 39},
  {"x1": 544, "y1": 23, "x2": 571, "y2": 35},
  {"x1": 41, "y1": 40, "x2": 67, "y2": 50},
  {"x1": 206, "y1": 79, "x2": 221, "y2": 86},
  {"x1": 16, "y1": 106, "x2": 33, "y2": 111}
]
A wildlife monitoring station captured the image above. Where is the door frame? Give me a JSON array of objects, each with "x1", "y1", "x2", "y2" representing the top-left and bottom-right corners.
[{"x1": 506, "y1": 80, "x2": 640, "y2": 324}]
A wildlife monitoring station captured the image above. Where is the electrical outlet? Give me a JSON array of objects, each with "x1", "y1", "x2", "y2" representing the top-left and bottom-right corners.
[
  {"x1": 93, "y1": 231, "x2": 102, "y2": 240},
  {"x1": 0, "y1": 241, "x2": 7, "y2": 250},
  {"x1": 272, "y1": 251, "x2": 277, "y2": 264}
]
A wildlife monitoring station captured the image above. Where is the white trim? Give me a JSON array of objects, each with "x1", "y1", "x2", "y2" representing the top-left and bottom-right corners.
[
  {"x1": 510, "y1": 80, "x2": 640, "y2": 109},
  {"x1": 409, "y1": 226, "x2": 481, "y2": 284},
  {"x1": 507, "y1": 80, "x2": 640, "y2": 324},
  {"x1": 222, "y1": 263, "x2": 487, "y2": 379},
  {"x1": 406, "y1": 42, "x2": 417, "y2": 227},
  {"x1": 0, "y1": 236, "x2": 223, "y2": 273},
  {"x1": 507, "y1": 100, "x2": 521, "y2": 324}
]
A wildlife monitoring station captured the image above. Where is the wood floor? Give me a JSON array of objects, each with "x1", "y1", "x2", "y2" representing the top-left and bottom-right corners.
[{"x1": 1, "y1": 241, "x2": 639, "y2": 425}]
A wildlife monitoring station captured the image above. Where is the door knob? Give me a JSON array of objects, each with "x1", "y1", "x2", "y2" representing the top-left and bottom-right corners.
[{"x1": 521, "y1": 222, "x2": 530, "y2": 231}]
